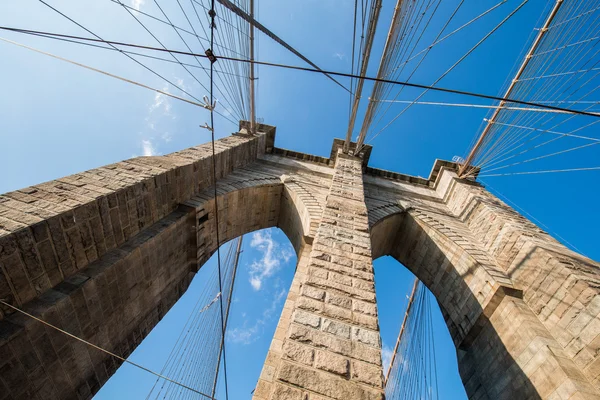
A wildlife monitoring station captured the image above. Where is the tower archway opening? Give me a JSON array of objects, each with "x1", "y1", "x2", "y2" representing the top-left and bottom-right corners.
[{"x1": 94, "y1": 227, "x2": 297, "y2": 400}]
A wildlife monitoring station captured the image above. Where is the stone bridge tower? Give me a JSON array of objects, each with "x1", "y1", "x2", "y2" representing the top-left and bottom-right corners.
[{"x1": 1, "y1": 124, "x2": 599, "y2": 400}]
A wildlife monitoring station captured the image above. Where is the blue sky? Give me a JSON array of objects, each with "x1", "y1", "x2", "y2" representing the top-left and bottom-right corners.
[{"x1": 1, "y1": 0, "x2": 599, "y2": 399}]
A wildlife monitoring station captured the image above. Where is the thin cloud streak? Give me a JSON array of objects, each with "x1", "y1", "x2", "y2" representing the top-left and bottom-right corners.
[
  {"x1": 227, "y1": 287, "x2": 287, "y2": 344},
  {"x1": 138, "y1": 83, "x2": 178, "y2": 156},
  {"x1": 381, "y1": 343, "x2": 394, "y2": 373}
]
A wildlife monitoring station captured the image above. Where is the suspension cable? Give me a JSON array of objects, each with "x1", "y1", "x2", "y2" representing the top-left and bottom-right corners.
[{"x1": 2, "y1": 26, "x2": 597, "y2": 119}]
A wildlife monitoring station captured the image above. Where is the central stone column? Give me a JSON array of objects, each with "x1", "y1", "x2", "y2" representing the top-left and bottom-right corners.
[{"x1": 253, "y1": 153, "x2": 384, "y2": 400}]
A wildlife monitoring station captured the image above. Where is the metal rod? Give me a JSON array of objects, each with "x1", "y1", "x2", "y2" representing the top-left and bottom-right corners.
[
  {"x1": 459, "y1": 0, "x2": 564, "y2": 177},
  {"x1": 343, "y1": 0, "x2": 383, "y2": 154},
  {"x1": 211, "y1": 237, "x2": 244, "y2": 397},
  {"x1": 249, "y1": 0, "x2": 256, "y2": 133},
  {"x1": 385, "y1": 277, "x2": 419, "y2": 385}
]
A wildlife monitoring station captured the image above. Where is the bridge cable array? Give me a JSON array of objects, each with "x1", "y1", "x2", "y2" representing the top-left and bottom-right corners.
[
  {"x1": 461, "y1": 0, "x2": 600, "y2": 178},
  {"x1": 357, "y1": 0, "x2": 529, "y2": 151},
  {"x1": 207, "y1": 0, "x2": 231, "y2": 397},
  {"x1": 1, "y1": 0, "x2": 599, "y2": 184},
  {"x1": 145, "y1": 238, "x2": 243, "y2": 399},
  {"x1": 385, "y1": 281, "x2": 439, "y2": 400},
  {"x1": 5, "y1": 1, "x2": 600, "y2": 399},
  {"x1": 0, "y1": 298, "x2": 216, "y2": 399},
  {"x1": 2, "y1": 26, "x2": 597, "y2": 119}
]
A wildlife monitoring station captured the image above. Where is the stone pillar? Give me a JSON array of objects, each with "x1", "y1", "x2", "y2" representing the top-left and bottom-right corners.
[
  {"x1": 435, "y1": 168, "x2": 600, "y2": 399},
  {"x1": 254, "y1": 154, "x2": 384, "y2": 400},
  {"x1": 0, "y1": 128, "x2": 275, "y2": 399}
]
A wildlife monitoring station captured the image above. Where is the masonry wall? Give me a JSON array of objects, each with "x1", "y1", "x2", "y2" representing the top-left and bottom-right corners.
[
  {"x1": 0, "y1": 132, "x2": 268, "y2": 310},
  {"x1": 366, "y1": 167, "x2": 600, "y2": 399},
  {"x1": 0, "y1": 209, "x2": 196, "y2": 399},
  {"x1": 431, "y1": 169, "x2": 599, "y2": 392},
  {"x1": 0, "y1": 125, "x2": 335, "y2": 400},
  {"x1": 0, "y1": 130, "x2": 276, "y2": 399},
  {"x1": 2, "y1": 127, "x2": 600, "y2": 400}
]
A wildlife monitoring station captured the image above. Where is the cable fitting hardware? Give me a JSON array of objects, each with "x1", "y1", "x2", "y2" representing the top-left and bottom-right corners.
[
  {"x1": 200, "y1": 123, "x2": 214, "y2": 132},
  {"x1": 208, "y1": 9, "x2": 217, "y2": 28},
  {"x1": 205, "y1": 48, "x2": 217, "y2": 63},
  {"x1": 202, "y1": 95, "x2": 217, "y2": 111}
]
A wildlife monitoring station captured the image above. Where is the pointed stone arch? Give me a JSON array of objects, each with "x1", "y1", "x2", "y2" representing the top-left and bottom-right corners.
[{"x1": 0, "y1": 126, "x2": 329, "y2": 399}]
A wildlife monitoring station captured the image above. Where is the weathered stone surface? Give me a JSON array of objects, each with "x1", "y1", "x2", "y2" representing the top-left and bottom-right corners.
[
  {"x1": 302, "y1": 284, "x2": 326, "y2": 301},
  {"x1": 352, "y1": 327, "x2": 380, "y2": 348},
  {"x1": 283, "y1": 340, "x2": 315, "y2": 366},
  {"x1": 271, "y1": 384, "x2": 304, "y2": 400},
  {"x1": 351, "y1": 360, "x2": 383, "y2": 387},
  {"x1": 322, "y1": 318, "x2": 351, "y2": 339},
  {"x1": 278, "y1": 362, "x2": 384, "y2": 400},
  {"x1": 314, "y1": 350, "x2": 349, "y2": 377},
  {"x1": 294, "y1": 310, "x2": 321, "y2": 329}
]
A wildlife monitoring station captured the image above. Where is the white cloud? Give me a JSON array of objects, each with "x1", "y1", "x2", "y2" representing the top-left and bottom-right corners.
[
  {"x1": 149, "y1": 90, "x2": 168, "y2": 114},
  {"x1": 248, "y1": 231, "x2": 293, "y2": 291},
  {"x1": 381, "y1": 343, "x2": 394, "y2": 372},
  {"x1": 161, "y1": 131, "x2": 173, "y2": 142},
  {"x1": 131, "y1": 0, "x2": 144, "y2": 10},
  {"x1": 141, "y1": 139, "x2": 156, "y2": 156},
  {"x1": 175, "y1": 77, "x2": 186, "y2": 90},
  {"x1": 139, "y1": 85, "x2": 177, "y2": 156},
  {"x1": 227, "y1": 324, "x2": 257, "y2": 344},
  {"x1": 333, "y1": 52, "x2": 345, "y2": 60},
  {"x1": 249, "y1": 276, "x2": 262, "y2": 291},
  {"x1": 227, "y1": 287, "x2": 286, "y2": 344}
]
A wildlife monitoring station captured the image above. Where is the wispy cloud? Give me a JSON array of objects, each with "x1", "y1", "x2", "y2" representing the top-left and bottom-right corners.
[
  {"x1": 131, "y1": 0, "x2": 144, "y2": 11},
  {"x1": 138, "y1": 83, "x2": 179, "y2": 156},
  {"x1": 148, "y1": 89, "x2": 173, "y2": 117},
  {"x1": 175, "y1": 77, "x2": 186, "y2": 90},
  {"x1": 141, "y1": 139, "x2": 157, "y2": 156},
  {"x1": 161, "y1": 131, "x2": 173, "y2": 142},
  {"x1": 333, "y1": 52, "x2": 345, "y2": 60},
  {"x1": 382, "y1": 343, "x2": 394, "y2": 372},
  {"x1": 248, "y1": 231, "x2": 293, "y2": 291},
  {"x1": 227, "y1": 287, "x2": 286, "y2": 344}
]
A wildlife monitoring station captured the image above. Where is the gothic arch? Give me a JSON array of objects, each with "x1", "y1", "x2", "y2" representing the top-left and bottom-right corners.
[
  {"x1": 0, "y1": 129, "x2": 329, "y2": 399},
  {"x1": 366, "y1": 192, "x2": 600, "y2": 399},
  {"x1": 370, "y1": 207, "x2": 515, "y2": 340},
  {"x1": 182, "y1": 168, "x2": 324, "y2": 265}
]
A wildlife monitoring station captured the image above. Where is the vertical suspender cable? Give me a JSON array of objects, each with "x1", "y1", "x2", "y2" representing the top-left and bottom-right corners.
[
  {"x1": 343, "y1": 0, "x2": 383, "y2": 154},
  {"x1": 249, "y1": 0, "x2": 256, "y2": 133},
  {"x1": 459, "y1": 0, "x2": 564, "y2": 177},
  {"x1": 208, "y1": 1, "x2": 230, "y2": 398},
  {"x1": 211, "y1": 237, "x2": 243, "y2": 397},
  {"x1": 385, "y1": 277, "x2": 419, "y2": 384},
  {"x1": 354, "y1": 0, "x2": 405, "y2": 152}
]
